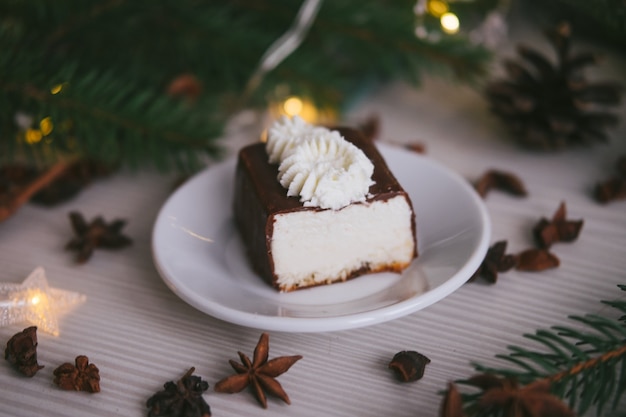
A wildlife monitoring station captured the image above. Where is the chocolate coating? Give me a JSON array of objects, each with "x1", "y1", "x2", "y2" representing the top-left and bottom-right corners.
[{"x1": 233, "y1": 127, "x2": 417, "y2": 290}]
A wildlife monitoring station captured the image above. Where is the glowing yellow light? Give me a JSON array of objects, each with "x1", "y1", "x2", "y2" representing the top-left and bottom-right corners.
[
  {"x1": 283, "y1": 96, "x2": 304, "y2": 116},
  {"x1": 440, "y1": 12, "x2": 460, "y2": 34},
  {"x1": 268, "y1": 91, "x2": 336, "y2": 130},
  {"x1": 277, "y1": 96, "x2": 321, "y2": 123},
  {"x1": 427, "y1": 0, "x2": 449, "y2": 17},
  {"x1": 31, "y1": 295, "x2": 41, "y2": 305},
  {"x1": 39, "y1": 117, "x2": 53, "y2": 136},
  {"x1": 25, "y1": 128, "x2": 43, "y2": 144},
  {"x1": 50, "y1": 84, "x2": 64, "y2": 94}
]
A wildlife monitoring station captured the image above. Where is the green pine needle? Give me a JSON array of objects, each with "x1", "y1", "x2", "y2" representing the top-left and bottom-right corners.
[{"x1": 462, "y1": 284, "x2": 626, "y2": 416}]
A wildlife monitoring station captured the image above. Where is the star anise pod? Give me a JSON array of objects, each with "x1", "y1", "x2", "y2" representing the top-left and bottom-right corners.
[
  {"x1": 533, "y1": 201, "x2": 583, "y2": 248},
  {"x1": 66, "y1": 211, "x2": 132, "y2": 263},
  {"x1": 466, "y1": 374, "x2": 574, "y2": 417},
  {"x1": 4, "y1": 326, "x2": 44, "y2": 377},
  {"x1": 53, "y1": 355, "x2": 101, "y2": 393},
  {"x1": 475, "y1": 170, "x2": 527, "y2": 199},
  {"x1": 147, "y1": 367, "x2": 211, "y2": 417},
  {"x1": 516, "y1": 248, "x2": 560, "y2": 272},
  {"x1": 214, "y1": 333, "x2": 302, "y2": 408},
  {"x1": 469, "y1": 240, "x2": 517, "y2": 283}
]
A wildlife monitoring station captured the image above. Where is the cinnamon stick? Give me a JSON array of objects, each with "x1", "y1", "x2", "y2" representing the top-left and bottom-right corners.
[{"x1": 0, "y1": 160, "x2": 73, "y2": 222}]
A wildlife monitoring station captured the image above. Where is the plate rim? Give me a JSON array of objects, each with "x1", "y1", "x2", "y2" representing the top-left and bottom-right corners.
[{"x1": 151, "y1": 143, "x2": 491, "y2": 332}]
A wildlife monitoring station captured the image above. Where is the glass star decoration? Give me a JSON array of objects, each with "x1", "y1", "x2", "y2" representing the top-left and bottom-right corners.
[{"x1": 0, "y1": 267, "x2": 86, "y2": 336}]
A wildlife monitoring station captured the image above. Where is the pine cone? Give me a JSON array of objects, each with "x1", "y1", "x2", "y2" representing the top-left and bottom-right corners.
[{"x1": 485, "y1": 22, "x2": 622, "y2": 150}]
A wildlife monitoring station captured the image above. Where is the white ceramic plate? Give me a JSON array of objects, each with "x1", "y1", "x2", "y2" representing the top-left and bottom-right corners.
[{"x1": 152, "y1": 143, "x2": 491, "y2": 332}]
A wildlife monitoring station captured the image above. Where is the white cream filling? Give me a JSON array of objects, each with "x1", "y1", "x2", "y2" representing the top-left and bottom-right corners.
[{"x1": 271, "y1": 196, "x2": 415, "y2": 291}]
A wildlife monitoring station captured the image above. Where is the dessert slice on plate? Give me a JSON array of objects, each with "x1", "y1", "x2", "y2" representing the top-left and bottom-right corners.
[{"x1": 233, "y1": 116, "x2": 417, "y2": 292}]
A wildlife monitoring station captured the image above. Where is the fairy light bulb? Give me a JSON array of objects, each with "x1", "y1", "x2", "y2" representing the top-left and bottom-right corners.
[
  {"x1": 25, "y1": 128, "x2": 43, "y2": 144},
  {"x1": 440, "y1": 12, "x2": 460, "y2": 34},
  {"x1": 50, "y1": 83, "x2": 66, "y2": 95},
  {"x1": 265, "y1": 89, "x2": 335, "y2": 138},
  {"x1": 278, "y1": 96, "x2": 320, "y2": 123},
  {"x1": 427, "y1": 0, "x2": 448, "y2": 17},
  {"x1": 39, "y1": 117, "x2": 53, "y2": 136},
  {"x1": 283, "y1": 96, "x2": 304, "y2": 116}
]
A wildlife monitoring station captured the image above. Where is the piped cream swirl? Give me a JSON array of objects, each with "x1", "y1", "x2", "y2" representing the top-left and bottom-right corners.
[
  {"x1": 266, "y1": 116, "x2": 374, "y2": 210},
  {"x1": 266, "y1": 115, "x2": 327, "y2": 164}
]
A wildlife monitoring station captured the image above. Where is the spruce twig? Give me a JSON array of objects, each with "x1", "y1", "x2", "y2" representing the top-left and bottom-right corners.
[
  {"x1": 0, "y1": 1, "x2": 490, "y2": 172},
  {"x1": 453, "y1": 285, "x2": 626, "y2": 416}
]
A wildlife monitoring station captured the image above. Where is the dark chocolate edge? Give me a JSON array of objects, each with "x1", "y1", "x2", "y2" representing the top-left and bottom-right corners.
[{"x1": 233, "y1": 154, "x2": 275, "y2": 286}]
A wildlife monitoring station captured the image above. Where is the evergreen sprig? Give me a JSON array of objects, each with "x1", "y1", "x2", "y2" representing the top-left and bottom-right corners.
[
  {"x1": 0, "y1": 0, "x2": 491, "y2": 171},
  {"x1": 0, "y1": 47, "x2": 224, "y2": 171},
  {"x1": 458, "y1": 284, "x2": 626, "y2": 416}
]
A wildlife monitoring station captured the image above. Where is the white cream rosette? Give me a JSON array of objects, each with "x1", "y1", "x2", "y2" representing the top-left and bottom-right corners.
[
  {"x1": 274, "y1": 126, "x2": 374, "y2": 210},
  {"x1": 266, "y1": 115, "x2": 327, "y2": 164}
]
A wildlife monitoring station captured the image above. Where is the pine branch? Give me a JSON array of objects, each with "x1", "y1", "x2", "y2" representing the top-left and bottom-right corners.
[
  {"x1": 0, "y1": 1, "x2": 491, "y2": 171},
  {"x1": 458, "y1": 285, "x2": 626, "y2": 416},
  {"x1": 0, "y1": 27, "x2": 224, "y2": 171}
]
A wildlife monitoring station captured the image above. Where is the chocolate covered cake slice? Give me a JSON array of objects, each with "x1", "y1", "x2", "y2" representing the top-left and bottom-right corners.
[{"x1": 233, "y1": 118, "x2": 417, "y2": 292}]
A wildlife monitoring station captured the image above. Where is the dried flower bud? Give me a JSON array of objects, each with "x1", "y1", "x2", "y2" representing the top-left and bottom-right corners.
[
  {"x1": 516, "y1": 249, "x2": 560, "y2": 271},
  {"x1": 474, "y1": 169, "x2": 527, "y2": 198},
  {"x1": 53, "y1": 355, "x2": 101, "y2": 393},
  {"x1": 388, "y1": 350, "x2": 430, "y2": 382},
  {"x1": 4, "y1": 326, "x2": 44, "y2": 377}
]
